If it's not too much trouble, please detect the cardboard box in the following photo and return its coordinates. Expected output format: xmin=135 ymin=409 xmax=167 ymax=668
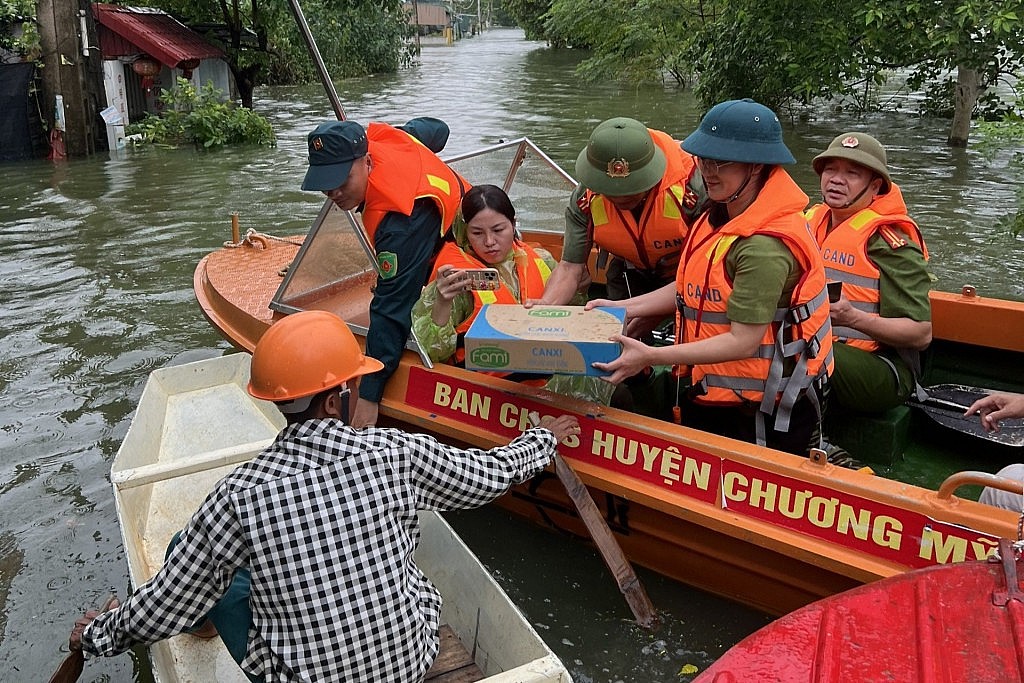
xmin=464 ymin=304 xmax=625 ymax=377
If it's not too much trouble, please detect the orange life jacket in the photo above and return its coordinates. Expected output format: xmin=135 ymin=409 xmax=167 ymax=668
xmin=430 ymin=240 xmax=551 ymax=379
xmin=360 ymin=122 xmax=469 ymax=238
xmin=582 ymin=130 xmax=701 ymax=275
xmin=806 ymin=183 xmax=929 ymax=352
xmin=676 ymin=167 xmax=834 ymax=440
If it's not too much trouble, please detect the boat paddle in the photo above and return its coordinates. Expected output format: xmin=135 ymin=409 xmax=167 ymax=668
xmin=910 ymin=384 xmax=1024 ymax=447
xmin=530 ymin=413 xmax=660 ymax=629
xmin=49 ymin=594 xmax=118 ymax=683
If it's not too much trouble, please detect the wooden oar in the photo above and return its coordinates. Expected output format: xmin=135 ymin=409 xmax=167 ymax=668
xmin=49 ymin=594 xmax=118 ymax=683
xmin=551 ymin=450 xmax=660 ymax=629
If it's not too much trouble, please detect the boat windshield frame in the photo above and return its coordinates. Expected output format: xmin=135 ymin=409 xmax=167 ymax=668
xmin=269 ymin=137 xmax=578 ymax=365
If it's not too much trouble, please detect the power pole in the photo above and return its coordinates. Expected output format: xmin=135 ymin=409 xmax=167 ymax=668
xmin=36 ymin=0 xmax=105 ymax=156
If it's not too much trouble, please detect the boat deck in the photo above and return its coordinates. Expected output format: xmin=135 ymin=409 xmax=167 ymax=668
xmin=427 ymin=625 xmax=485 ymax=682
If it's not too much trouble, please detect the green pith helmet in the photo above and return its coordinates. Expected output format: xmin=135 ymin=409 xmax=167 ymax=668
xmin=681 ymin=99 xmax=796 ymax=165
xmin=812 ymin=132 xmax=891 ymax=194
xmin=575 ymin=117 xmax=666 ymax=196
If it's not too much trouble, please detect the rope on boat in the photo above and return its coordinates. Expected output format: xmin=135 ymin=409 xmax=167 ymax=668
xmin=223 ymin=228 xmax=304 ymax=250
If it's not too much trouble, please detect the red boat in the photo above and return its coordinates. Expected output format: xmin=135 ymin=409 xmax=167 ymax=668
xmin=695 ymin=537 xmax=1024 ymax=682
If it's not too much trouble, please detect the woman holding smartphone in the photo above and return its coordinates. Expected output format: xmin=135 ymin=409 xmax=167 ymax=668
xmin=412 ymin=184 xmax=615 ymax=404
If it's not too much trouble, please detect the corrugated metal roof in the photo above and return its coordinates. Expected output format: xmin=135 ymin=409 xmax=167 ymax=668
xmin=92 ymin=3 xmax=223 ymax=68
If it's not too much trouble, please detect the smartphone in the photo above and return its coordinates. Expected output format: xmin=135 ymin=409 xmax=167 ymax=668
xmin=827 ymin=280 xmax=843 ymax=303
xmin=464 ymin=268 xmax=500 ymax=291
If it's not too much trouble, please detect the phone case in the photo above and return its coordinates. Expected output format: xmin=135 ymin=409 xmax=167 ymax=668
xmin=467 ymin=269 xmax=500 ymax=291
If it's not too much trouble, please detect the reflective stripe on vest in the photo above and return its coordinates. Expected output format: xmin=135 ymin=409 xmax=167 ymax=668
xmin=676 ymin=169 xmax=834 ymax=439
xmin=359 ymin=123 xmax=468 ymax=239
xmin=807 ymin=194 xmax=926 ymax=353
xmin=586 ymin=130 xmax=694 ymax=271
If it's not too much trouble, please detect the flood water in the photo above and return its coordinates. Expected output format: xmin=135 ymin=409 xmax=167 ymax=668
xmin=1 ymin=28 xmax=1022 ymax=683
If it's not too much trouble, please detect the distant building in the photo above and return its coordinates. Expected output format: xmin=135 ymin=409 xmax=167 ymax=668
xmin=404 ymin=1 xmax=453 ymax=36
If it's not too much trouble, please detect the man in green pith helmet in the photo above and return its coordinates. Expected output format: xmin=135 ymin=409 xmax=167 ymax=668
xmin=532 ymin=118 xmax=707 ymax=329
xmin=588 ymin=99 xmax=834 ymax=456
xmin=805 ymin=132 xmax=932 ymax=414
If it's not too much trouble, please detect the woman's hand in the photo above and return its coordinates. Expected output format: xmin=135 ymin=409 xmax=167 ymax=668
xmin=435 ymin=265 xmax=470 ymax=302
xmin=592 ymin=334 xmax=653 ymax=384
xmin=430 ymin=265 xmax=467 ymax=326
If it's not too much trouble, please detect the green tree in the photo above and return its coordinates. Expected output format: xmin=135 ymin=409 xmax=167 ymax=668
xmin=503 ymin=0 xmax=554 ymax=42
xmin=524 ymin=0 xmax=1024 ymax=147
xmin=544 ymin=0 xmax=693 ymax=85
xmin=691 ymin=0 xmax=869 ymax=112
xmin=0 ymin=0 xmax=41 ymax=59
xmin=978 ymin=113 xmax=1024 ymax=236
xmin=862 ymin=0 xmax=1024 ymax=146
xmin=136 ymin=0 xmax=415 ymax=108
xmin=127 ymin=77 xmax=275 ymax=147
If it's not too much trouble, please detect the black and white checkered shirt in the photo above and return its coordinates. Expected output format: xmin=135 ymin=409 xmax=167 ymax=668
xmin=84 ymin=419 xmax=557 ymax=681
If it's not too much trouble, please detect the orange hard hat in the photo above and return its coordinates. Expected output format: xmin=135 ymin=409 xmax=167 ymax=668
xmin=247 ymin=311 xmax=383 ymax=407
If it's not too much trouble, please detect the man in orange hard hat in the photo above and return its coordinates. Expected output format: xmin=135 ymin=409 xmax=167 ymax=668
xmin=67 ymin=311 xmax=578 ymax=682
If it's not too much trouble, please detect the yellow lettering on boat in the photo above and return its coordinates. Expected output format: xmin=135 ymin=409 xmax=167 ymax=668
xmin=433 ymin=382 xmax=453 ymax=407
xmin=971 ymin=537 xmax=1000 ymax=560
xmin=498 ymin=402 xmax=518 ymax=428
xmin=919 ymin=527 xmax=968 ymax=563
xmin=723 ymin=472 xmax=748 ymax=502
xmin=748 ymin=478 xmax=778 ymax=511
xmin=807 ymin=496 xmax=839 ymax=529
xmin=681 ymin=457 xmax=711 ymax=490
xmin=592 ymin=430 xmax=615 ymax=459
xmin=872 ymin=515 xmax=902 ymax=550
xmin=836 ymin=504 xmax=871 ymax=541
xmin=446 ymin=387 xmax=491 ymax=419
xmin=726 ymin=473 xmax=904 ymax=551
xmin=778 ymin=487 xmax=811 ymax=520
xmin=590 ymin=430 xmax=710 ymax=490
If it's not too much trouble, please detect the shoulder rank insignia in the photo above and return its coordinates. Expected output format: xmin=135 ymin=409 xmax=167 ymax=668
xmin=576 ymin=193 xmax=592 ymax=213
xmin=879 ymin=226 xmax=907 ymax=249
xmin=683 ymin=188 xmax=699 ymax=210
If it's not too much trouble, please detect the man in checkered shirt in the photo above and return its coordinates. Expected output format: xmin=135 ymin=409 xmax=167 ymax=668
xmin=69 ymin=311 xmax=579 ymax=682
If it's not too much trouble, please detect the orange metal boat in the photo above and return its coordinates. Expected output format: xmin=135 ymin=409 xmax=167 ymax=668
xmin=195 ymin=138 xmax=1024 ymax=617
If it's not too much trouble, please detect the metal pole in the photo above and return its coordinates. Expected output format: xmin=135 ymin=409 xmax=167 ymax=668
xmin=285 ymin=0 xmax=346 ymax=121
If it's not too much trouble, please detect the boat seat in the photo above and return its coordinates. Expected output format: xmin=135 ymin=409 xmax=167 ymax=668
xmin=825 ymin=404 xmax=912 ymax=467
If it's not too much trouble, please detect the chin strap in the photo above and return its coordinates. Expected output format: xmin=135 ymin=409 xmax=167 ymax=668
xmin=724 ymin=167 xmax=755 ymax=204
xmin=339 ymin=384 xmax=351 ymax=425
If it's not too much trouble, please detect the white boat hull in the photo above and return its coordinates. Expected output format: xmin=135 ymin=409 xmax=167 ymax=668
xmin=111 ymin=353 xmax=570 ymax=682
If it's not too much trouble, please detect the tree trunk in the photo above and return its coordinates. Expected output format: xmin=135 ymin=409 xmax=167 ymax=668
xmin=948 ymin=65 xmax=980 ymax=148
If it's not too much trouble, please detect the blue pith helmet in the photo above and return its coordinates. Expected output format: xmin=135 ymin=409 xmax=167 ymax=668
xmin=681 ymin=99 xmax=796 ymax=165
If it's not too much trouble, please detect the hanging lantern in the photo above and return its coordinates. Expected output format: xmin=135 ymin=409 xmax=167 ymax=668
xmin=178 ymin=59 xmax=200 ymax=80
xmin=132 ymin=56 xmax=161 ymax=92
xmin=131 ymin=56 xmax=161 ymax=77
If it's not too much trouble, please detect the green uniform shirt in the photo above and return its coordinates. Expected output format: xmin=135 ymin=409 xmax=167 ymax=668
xmin=829 ymin=227 xmax=932 ymax=413
xmin=724 ymin=235 xmax=801 ymax=324
xmin=869 ymin=232 xmax=932 ymax=321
